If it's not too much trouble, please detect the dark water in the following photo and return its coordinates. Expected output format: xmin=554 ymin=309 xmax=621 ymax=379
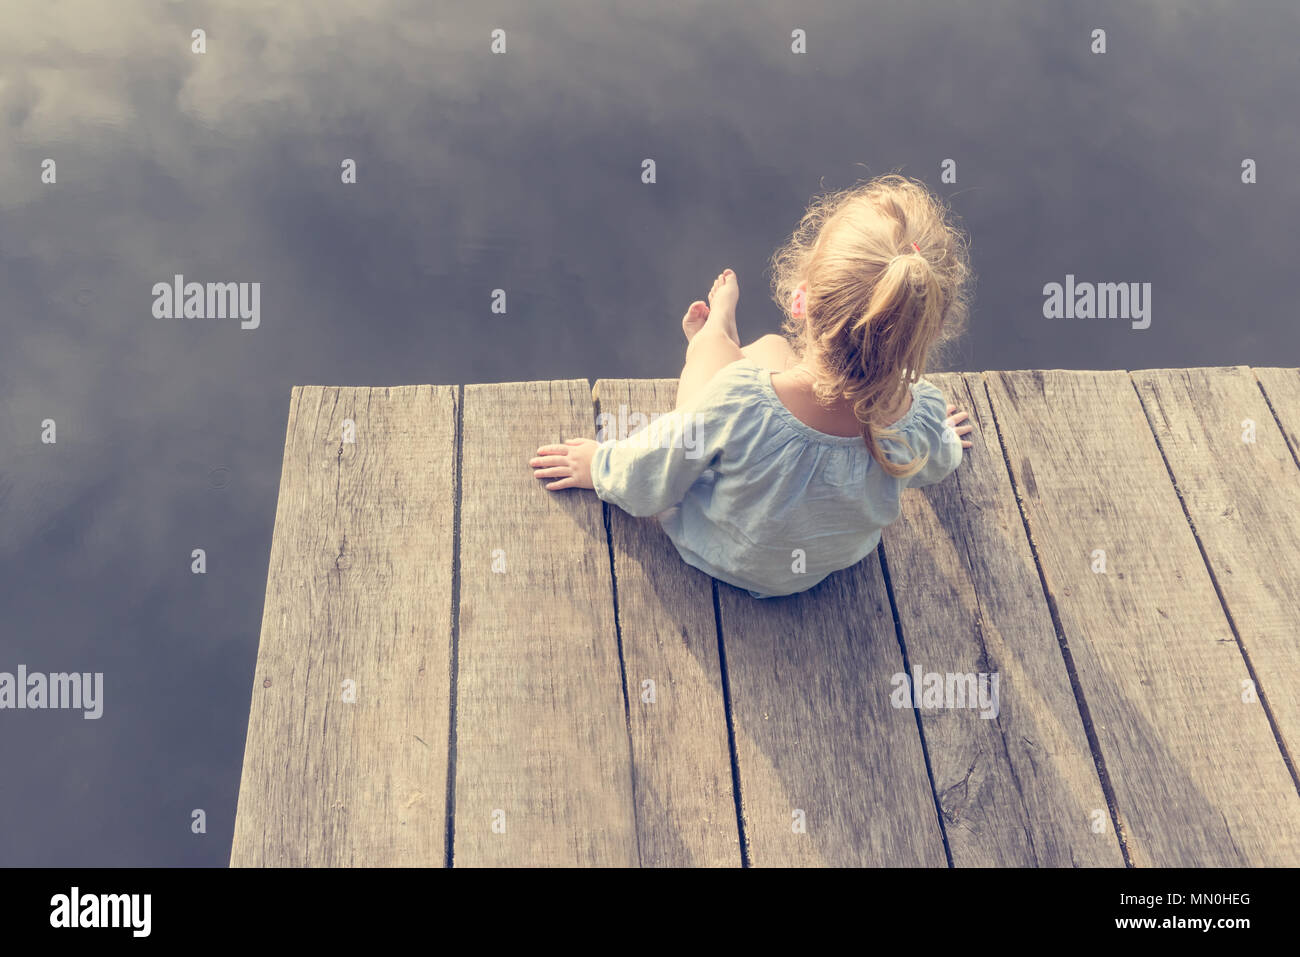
xmin=1 ymin=0 xmax=1297 ymax=865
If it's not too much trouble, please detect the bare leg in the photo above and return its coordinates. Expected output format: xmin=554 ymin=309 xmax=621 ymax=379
xmin=675 ymin=269 xmax=744 ymax=407
xmin=740 ymin=333 xmax=798 ymax=371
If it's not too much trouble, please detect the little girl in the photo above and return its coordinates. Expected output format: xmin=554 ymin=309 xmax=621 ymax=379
xmin=530 ymin=174 xmax=974 ymax=598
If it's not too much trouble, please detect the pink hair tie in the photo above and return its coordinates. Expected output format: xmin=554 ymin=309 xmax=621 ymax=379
xmin=911 ymin=241 xmax=921 ymax=253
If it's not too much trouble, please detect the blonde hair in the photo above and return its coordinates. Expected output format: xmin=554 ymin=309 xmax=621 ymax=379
xmin=768 ymin=173 xmax=973 ymax=478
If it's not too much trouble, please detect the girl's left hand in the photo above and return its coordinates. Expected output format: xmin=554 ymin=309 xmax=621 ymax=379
xmin=945 ymin=404 xmax=974 ymax=449
xmin=530 ymin=438 xmax=598 ymax=490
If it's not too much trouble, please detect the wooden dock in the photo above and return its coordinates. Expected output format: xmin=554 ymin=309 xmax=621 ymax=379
xmin=230 ymin=367 xmax=1300 ymax=867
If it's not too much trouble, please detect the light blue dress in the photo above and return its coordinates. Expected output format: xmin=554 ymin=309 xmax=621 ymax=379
xmin=590 ymin=358 xmax=963 ymax=598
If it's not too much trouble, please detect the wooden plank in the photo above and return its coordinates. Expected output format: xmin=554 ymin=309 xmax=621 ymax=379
xmin=1254 ymin=367 xmax=1300 ymax=463
xmin=1132 ymin=366 xmax=1300 ymax=769
xmin=454 ymin=380 xmax=637 ymax=866
xmin=986 ymin=370 xmax=1300 ymax=866
xmin=881 ymin=373 xmax=1123 ymax=866
xmin=232 ymin=385 xmax=457 ymax=866
xmin=592 ymin=378 xmax=741 ymax=867
xmin=718 ymin=560 xmax=947 ymax=866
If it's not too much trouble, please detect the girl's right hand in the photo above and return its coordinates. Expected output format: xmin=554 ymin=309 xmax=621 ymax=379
xmin=530 ymin=438 xmax=598 ymax=490
xmin=945 ymin=404 xmax=973 ymax=449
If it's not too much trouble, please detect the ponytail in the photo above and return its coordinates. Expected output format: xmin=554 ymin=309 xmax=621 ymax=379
xmin=849 ymin=250 xmax=944 ymax=479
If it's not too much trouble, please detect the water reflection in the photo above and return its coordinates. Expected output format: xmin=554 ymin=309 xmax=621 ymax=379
xmin=1 ymin=0 xmax=1296 ymax=864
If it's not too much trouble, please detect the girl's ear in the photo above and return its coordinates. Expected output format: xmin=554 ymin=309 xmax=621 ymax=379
xmin=791 ymin=281 xmax=808 ymax=317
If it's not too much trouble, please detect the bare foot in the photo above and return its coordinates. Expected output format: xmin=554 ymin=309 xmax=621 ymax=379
xmin=709 ymin=268 xmax=739 ymax=314
xmin=703 ymin=268 xmax=740 ymax=344
xmin=682 ymin=300 xmax=709 ymax=341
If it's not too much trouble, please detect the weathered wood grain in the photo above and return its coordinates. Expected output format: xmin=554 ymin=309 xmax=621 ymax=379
xmin=986 ymin=370 xmax=1300 ymax=866
xmin=236 ymin=368 xmax=1300 ymax=868
xmin=1254 ymin=367 xmax=1300 ymax=464
xmin=231 ymin=385 xmax=457 ymax=866
xmin=1131 ymin=366 xmax=1300 ymax=772
xmin=717 ymin=558 xmax=947 ymax=867
xmin=882 ymin=372 xmax=1123 ymax=866
xmin=592 ymin=378 xmax=741 ymax=866
xmin=453 ymin=380 xmax=638 ymax=866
